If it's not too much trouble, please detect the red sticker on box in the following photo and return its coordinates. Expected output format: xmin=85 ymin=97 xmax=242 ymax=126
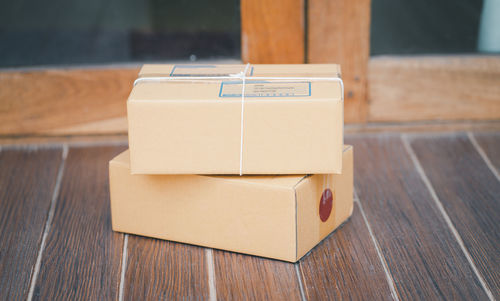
xmin=319 ymin=188 xmax=333 ymax=222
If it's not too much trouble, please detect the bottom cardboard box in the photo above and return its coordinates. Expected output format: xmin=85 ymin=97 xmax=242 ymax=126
xmin=109 ymin=146 xmax=353 ymax=262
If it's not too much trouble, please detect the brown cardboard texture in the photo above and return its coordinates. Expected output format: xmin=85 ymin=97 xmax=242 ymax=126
xmin=127 ymin=64 xmax=343 ymax=175
xmin=109 ymin=146 xmax=353 ymax=262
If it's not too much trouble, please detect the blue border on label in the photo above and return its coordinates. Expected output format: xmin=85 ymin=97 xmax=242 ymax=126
xmin=170 ymin=65 xmax=254 ymax=77
xmin=219 ymin=81 xmax=312 ymax=98
xmin=170 ymin=65 xmax=216 ymax=76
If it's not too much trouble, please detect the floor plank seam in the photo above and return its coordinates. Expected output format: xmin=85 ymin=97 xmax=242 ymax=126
xmin=401 ymin=135 xmax=495 ymax=301
xmin=26 ymin=144 xmax=68 ymax=301
xmin=294 ymin=264 xmax=307 ymax=301
xmin=118 ymin=234 xmax=129 ymax=301
xmin=467 ymin=132 xmax=500 ymax=182
xmin=354 ymin=189 xmax=400 ymax=301
xmin=205 ymin=248 xmax=217 ymax=301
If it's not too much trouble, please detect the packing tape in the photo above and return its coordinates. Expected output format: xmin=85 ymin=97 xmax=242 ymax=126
xmin=134 ymin=64 xmax=344 ymax=175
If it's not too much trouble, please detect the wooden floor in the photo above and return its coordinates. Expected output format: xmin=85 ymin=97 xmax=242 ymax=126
xmin=0 ymin=131 xmax=498 ymax=300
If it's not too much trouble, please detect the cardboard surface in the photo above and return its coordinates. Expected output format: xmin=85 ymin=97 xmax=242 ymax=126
xmin=109 ymin=146 xmax=353 ymax=262
xmin=296 ymin=145 xmax=354 ymax=259
xmin=127 ymin=64 xmax=343 ymax=175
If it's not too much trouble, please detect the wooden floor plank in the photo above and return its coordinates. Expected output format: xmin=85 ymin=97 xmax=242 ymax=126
xmin=0 ymin=147 xmax=62 ymax=300
xmin=1 ymin=132 xmax=497 ymax=299
xmin=410 ymin=134 xmax=500 ymax=298
xmin=346 ymin=135 xmax=489 ymax=300
xmin=472 ymin=132 xmax=500 ymax=173
xmin=31 ymin=146 xmax=126 ymax=300
xmin=213 ymin=250 xmax=302 ymax=300
xmin=123 ymin=236 xmax=209 ymax=300
xmin=299 ymin=203 xmax=394 ymax=300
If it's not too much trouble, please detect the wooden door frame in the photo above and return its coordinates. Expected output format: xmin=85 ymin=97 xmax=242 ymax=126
xmin=1 ymin=0 xmax=499 ymax=137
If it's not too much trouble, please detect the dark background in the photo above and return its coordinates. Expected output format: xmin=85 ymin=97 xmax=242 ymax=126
xmin=370 ymin=0 xmax=484 ymax=55
xmin=0 ymin=0 xmax=241 ymax=67
xmin=0 ymin=0 xmax=486 ymax=67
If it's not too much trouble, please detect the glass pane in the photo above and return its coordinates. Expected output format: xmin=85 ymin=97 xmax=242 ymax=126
xmin=0 ymin=0 xmax=240 ymax=67
xmin=370 ymin=0 xmax=500 ymax=55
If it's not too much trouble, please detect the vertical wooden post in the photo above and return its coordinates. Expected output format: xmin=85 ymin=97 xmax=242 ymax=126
xmin=241 ymin=0 xmax=305 ymax=63
xmin=308 ymin=0 xmax=371 ymax=123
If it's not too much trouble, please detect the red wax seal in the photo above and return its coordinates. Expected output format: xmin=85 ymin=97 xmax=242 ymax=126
xmin=319 ymin=188 xmax=333 ymax=222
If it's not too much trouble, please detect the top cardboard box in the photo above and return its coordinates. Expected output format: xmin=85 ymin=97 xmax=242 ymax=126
xmin=128 ymin=64 xmax=343 ymax=175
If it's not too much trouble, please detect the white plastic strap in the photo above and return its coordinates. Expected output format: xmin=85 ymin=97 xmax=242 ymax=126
xmin=134 ymin=64 xmax=343 ymax=175
xmin=238 ymin=63 xmax=251 ymax=175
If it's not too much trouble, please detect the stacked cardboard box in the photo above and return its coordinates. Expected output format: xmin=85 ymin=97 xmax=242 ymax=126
xmin=109 ymin=64 xmax=353 ymax=262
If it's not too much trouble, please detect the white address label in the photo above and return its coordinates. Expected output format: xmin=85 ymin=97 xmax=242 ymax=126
xmin=219 ymin=82 xmax=311 ymax=97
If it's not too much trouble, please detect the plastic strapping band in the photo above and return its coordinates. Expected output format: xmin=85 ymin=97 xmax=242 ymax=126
xmin=238 ymin=63 xmax=251 ymax=175
xmin=133 ymin=64 xmax=344 ymax=175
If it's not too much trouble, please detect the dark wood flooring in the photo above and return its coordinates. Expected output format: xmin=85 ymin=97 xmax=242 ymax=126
xmin=0 ymin=132 xmax=498 ymax=300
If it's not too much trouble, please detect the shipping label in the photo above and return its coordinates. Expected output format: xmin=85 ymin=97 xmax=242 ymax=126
xmin=170 ymin=65 xmax=253 ymax=77
xmin=219 ymin=81 xmax=311 ymax=98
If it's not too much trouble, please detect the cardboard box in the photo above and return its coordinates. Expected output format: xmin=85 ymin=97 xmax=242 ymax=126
xmin=128 ymin=64 xmax=343 ymax=175
xmin=109 ymin=146 xmax=353 ymax=262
